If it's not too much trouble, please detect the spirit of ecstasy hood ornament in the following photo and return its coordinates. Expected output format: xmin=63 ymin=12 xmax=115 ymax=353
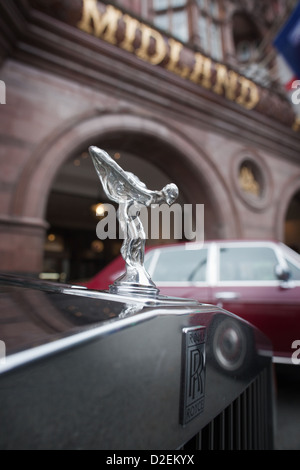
xmin=89 ymin=146 xmax=179 ymax=297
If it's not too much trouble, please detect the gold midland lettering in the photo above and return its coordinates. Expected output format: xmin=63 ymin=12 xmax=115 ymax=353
xmin=78 ymin=0 xmax=259 ymax=110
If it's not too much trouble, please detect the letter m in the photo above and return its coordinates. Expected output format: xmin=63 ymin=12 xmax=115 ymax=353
xmin=0 ymin=80 xmax=6 ymax=104
xmin=151 ymin=203 xmax=182 ymax=240
xmin=77 ymin=0 xmax=122 ymax=44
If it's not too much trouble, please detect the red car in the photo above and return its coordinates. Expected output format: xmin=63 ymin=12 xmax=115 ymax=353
xmin=86 ymin=240 xmax=300 ymax=364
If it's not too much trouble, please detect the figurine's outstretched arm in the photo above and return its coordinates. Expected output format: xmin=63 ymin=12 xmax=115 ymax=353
xmin=89 ymin=146 xmax=178 ymax=206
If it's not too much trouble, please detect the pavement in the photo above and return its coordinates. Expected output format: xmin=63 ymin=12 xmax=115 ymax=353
xmin=274 ymin=365 xmax=300 ymax=450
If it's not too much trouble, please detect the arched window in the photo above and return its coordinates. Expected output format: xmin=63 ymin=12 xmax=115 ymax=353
xmin=232 ymin=12 xmax=261 ymax=63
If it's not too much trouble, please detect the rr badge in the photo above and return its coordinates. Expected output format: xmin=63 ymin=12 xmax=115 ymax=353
xmin=180 ymin=326 xmax=206 ymax=425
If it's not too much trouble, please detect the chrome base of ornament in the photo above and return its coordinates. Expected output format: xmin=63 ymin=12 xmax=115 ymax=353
xmin=109 ymin=269 xmax=159 ymax=297
xmin=109 ymin=283 xmax=160 ymax=298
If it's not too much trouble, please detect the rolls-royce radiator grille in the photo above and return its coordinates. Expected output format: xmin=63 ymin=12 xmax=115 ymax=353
xmin=183 ymin=367 xmax=274 ymax=450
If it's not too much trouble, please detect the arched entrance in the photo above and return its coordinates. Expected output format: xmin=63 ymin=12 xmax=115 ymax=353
xmin=12 ymin=112 xmax=239 ymax=278
xmin=285 ymin=190 xmax=300 ymax=253
xmin=276 ymin=174 xmax=300 ymax=253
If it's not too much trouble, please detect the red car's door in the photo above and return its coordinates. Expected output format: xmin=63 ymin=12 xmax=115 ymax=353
xmin=210 ymin=243 xmax=300 ymax=362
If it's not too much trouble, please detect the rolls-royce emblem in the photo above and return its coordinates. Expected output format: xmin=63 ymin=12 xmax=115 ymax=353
xmin=180 ymin=326 xmax=206 ymax=425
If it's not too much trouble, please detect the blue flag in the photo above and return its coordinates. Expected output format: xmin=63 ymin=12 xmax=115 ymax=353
xmin=274 ymin=2 xmax=300 ymax=78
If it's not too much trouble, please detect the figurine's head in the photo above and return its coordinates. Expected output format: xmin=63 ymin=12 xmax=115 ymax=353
xmin=162 ymin=183 xmax=179 ymax=205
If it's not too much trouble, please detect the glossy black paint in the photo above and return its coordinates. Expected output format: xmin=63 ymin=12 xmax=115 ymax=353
xmin=0 ymin=274 xmax=274 ymax=450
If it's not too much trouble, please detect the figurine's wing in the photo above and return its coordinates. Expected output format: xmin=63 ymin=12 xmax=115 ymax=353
xmin=89 ymin=146 xmax=160 ymax=204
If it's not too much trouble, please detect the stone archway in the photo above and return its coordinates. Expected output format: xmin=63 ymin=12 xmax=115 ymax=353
xmin=276 ymin=174 xmax=300 ymax=252
xmin=284 ymin=189 xmax=300 ymax=253
xmin=9 ymin=111 xmax=239 ymax=275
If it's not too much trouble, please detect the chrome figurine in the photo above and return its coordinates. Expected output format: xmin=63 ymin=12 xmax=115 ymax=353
xmin=89 ymin=146 xmax=179 ymax=296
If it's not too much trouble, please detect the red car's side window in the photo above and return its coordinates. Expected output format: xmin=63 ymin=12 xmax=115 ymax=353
xmin=219 ymin=247 xmax=279 ymax=282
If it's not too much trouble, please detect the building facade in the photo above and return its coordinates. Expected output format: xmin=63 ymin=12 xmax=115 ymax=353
xmin=0 ymin=0 xmax=300 ymax=280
